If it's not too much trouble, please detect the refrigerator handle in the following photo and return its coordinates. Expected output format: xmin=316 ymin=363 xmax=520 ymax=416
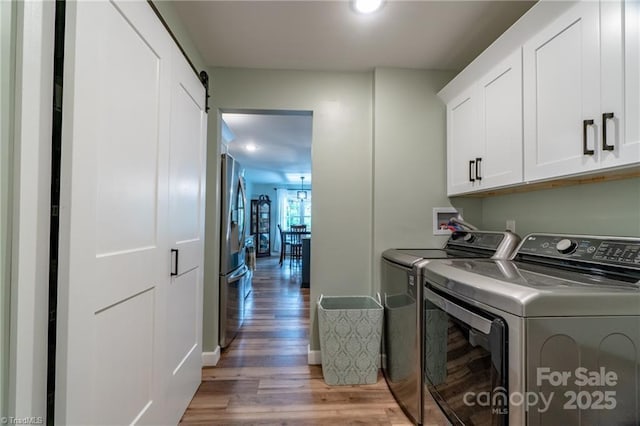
xmin=228 ymin=264 xmax=248 ymax=282
xmin=238 ymin=176 xmax=248 ymax=250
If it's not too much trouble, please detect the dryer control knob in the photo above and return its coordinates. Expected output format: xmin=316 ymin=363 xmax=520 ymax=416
xmin=556 ymin=239 xmax=577 ymax=254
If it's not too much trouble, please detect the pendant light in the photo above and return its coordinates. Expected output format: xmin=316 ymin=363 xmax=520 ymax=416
xmin=297 ymin=176 xmax=307 ymax=200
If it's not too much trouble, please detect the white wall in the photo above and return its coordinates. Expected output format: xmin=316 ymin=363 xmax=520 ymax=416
xmin=372 ymin=68 xmax=455 ymax=292
xmin=0 ymin=0 xmax=15 ymax=417
xmin=208 ymin=68 xmax=373 ymax=350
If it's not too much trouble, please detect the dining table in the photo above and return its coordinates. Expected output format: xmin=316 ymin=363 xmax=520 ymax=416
xmin=279 ymin=230 xmax=311 ymax=266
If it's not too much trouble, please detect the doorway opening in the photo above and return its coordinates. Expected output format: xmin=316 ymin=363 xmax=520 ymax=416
xmin=221 ymin=109 xmax=313 ymax=261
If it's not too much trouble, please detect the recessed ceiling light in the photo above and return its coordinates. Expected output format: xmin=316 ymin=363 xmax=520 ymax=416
xmin=352 ymin=0 xmax=384 ymax=14
xmin=246 ymin=143 xmax=257 ymax=152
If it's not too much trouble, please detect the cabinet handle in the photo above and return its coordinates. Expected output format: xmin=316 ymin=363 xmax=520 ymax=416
xmin=602 ymin=112 xmax=615 ymax=151
xmin=469 ymin=160 xmax=475 ymax=182
xmin=171 ymin=248 xmax=179 ymax=276
xmin=583 ymin=119 xmax=595 ymax=155
xmin=475 ymin=157 xmax=482 ymax=181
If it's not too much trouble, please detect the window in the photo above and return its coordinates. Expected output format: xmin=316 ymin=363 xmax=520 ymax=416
xmin=285 ymin=190 xmax=311 ymax=230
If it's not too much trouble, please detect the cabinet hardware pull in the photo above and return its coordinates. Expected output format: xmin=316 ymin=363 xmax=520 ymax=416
xmin=475 ymin=157 xmax=482 ymax=181
xmin=602 ymin=112 xmax=615 ymax=151
xmin=583 ymin=119 xmax=595 ymax=155
xmin=469 ymin=160 xmax=475 ymax=182
xmin=171 ymin=249 xmax=179 ymax=276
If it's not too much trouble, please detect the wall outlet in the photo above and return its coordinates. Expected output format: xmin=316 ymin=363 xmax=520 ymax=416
xmin=506 ymin=219 xmax=516 ymax=233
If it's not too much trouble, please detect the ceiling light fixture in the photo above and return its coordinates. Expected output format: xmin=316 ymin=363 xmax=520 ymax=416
xmin=352 ymin=0 xmax=384 ymax=14
xmin=297 ymin=176 xmax=307 ymax=201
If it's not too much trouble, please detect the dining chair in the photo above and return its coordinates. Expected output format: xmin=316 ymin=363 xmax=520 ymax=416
xmin=289 ymin=224 xmax=307 ymax=267
xmin=277 ymin=224 xmax=289 ymax=267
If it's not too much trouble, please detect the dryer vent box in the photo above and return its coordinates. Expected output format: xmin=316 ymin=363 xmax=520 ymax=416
xmin=433 ymin=207 xmax=462 ymax=235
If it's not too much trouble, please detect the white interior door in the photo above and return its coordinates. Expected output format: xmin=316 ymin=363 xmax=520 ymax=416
xmin=57 ymin=2 xmax=172 ymax=424
xmin=165 ymin=45 xmax=207 ymax=423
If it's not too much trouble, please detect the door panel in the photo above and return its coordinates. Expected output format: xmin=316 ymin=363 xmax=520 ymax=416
xmin=57 ymin=1 xmax=172 ymax=424
xmin=165 ymin=44 xmax=207 ymax=423
xmin=167 ymin=270 xmax=198 ymax=371
xmin=524 ymin=1 xmax=600 ymax=180
xmin=93 ymin=289 xmax=155 ymax=425
xmin=447 ymin=91 xmax=479 ymax=195
xmin=621 ymin=0 xmax=640 ymax=164
xmin=480 ymin=49 xmax=523 ymax=188
xmin=94 ymin=7 xmax=161 ymax=255
xmin=600 ymin=0 xmax=625 ymax=168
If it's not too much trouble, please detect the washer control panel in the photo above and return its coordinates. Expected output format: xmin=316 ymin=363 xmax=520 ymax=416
xmin=446 ymin=231 xmax=505 ymax=250
xmin=519 ymin=234 xmax=640 ymax=267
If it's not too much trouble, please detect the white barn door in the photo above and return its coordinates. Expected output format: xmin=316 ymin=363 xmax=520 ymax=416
xmin=165 ymin=45 xmax=207 ymax=423
xmin=56 ymin=1 xmax=206 ymax=424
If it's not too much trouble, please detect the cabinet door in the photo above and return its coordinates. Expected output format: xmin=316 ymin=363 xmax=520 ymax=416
xmin=620 ymin=0 xmax=640 ymax=165
xmin=447 ymin=88 xmax=480 ymax=195
xmin=523 ymin=1 xmax=601 ymax=181
xmin=477 ymin=49 xmax=523 ymax=189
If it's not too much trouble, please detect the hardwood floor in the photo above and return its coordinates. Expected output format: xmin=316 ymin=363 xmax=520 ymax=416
xmin=180 ymin=256 xmax=413 ymax=425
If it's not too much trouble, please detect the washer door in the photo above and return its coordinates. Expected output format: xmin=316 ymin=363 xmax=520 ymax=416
xmin=424 ymin=285 xmax=508 ymax=426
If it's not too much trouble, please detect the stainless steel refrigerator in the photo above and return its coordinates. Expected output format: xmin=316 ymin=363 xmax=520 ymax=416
xmin=219 ymin=153 xmax=250 ymax=348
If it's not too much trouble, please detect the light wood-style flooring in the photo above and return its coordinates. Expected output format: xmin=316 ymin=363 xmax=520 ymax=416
xmin=180 ymin=256 xmax=413 ymax=425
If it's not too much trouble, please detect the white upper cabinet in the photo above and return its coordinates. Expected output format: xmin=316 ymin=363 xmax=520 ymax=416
xmin=446 ymin=49 xmax=523 ymax=195
xmin=441 ymin=0 xmax=639 ymax=195
xmin=523 ymin=1 xmax=601 ymax=181
xmin=447 ymin=89 xmax=480 ymax=195
xmin=478 ymin=49 xmax=523 ymax=189
xmin=524 ymin=0 xmax=640 ymax=180
xmin=619 ymin=0 xmax=640 ymax=165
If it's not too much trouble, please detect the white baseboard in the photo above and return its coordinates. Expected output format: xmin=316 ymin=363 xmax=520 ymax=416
xmin=202 ymin=346 xmax=221 ymax=367
xmin=307 ymin=344 xmax=322 ymax=365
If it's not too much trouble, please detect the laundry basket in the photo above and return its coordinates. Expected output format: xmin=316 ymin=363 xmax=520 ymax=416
xmin=317 ymin=294 xmax=383 ymax=385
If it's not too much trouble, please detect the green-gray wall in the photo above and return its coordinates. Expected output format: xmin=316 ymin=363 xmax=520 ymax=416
xmin=372 ymin=68 xmax=457 ymax=292
xmin=209 ymin=67 xmax=373 ymax=351
xmin=453 ymin=178 xmax=640 ymax=237
xmin=150 ymin=1 xmax=206 ymax=72
xmin=0 ymin=0 xmax=15 ymax=417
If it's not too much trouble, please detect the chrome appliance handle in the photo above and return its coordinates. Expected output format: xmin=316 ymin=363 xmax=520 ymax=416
xmin=237 ymin=176 xmax=247 ymax=251
xmin=228 ymin=265 xmax=248 ymax=283
xmin=424 ymin=287 xmax=492 ymax=334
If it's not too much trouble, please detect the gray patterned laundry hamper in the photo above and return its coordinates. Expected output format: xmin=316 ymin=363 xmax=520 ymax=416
xmin=317 ymin=294 xmax=383 ymax=385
